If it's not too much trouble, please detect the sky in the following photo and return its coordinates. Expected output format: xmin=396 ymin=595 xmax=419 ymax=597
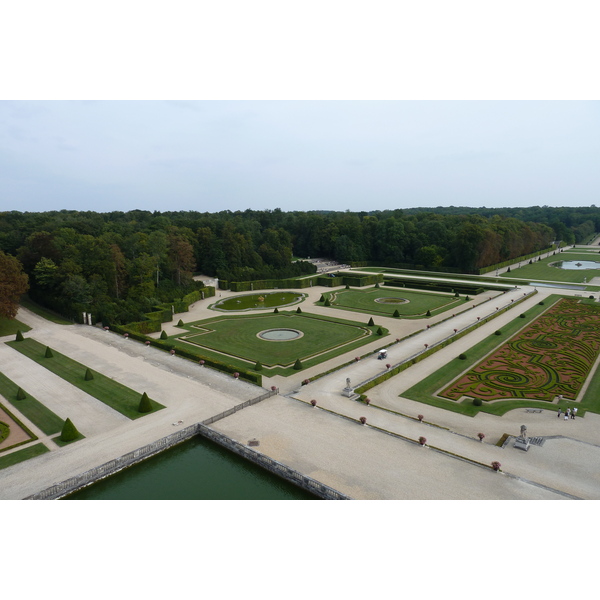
xmin=1 ymin=100 xmax=599 ymax=214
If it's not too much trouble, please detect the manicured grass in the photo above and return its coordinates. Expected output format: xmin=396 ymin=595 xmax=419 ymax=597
xmin=19 ymin=296 xmax=73 ymax=325
xmin=402 ymin=297 xmax=564 ymax=416
xmin=211 ymin=291 xmax=305 ymax=311
xmin=171 ymin=311 xmax=388 ymax=376
xmin=500 ymin=252 xmax=600 ymax=284
xmin=320 ymin=287 xmax=462 ymax=318
xmin=0 ymin=443 xmax=49 ymax=470
xmin=0 ymin=371 xmax=64 ymax=435
xmin=0 ymin=317 xmax=31 ymax=337
xmin=53 ymin=432 xmax=86 ymax=447
xmin=6 ymin=338 xmax=164 ymax=419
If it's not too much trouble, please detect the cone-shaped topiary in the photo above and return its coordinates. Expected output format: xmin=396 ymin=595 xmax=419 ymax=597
xmin=368 ymin=317 xmax=374 ymax=326
xmin=60 ymin=418 xmax=80 ymax=442
xmin=375 ymin=282 xmax=380 ymax=288
xmin=177 ymin=319 xmax=184 ymax=327
xmin=454 ymin=292 xmax=459 ymax=298
xmin=459 ymin=353 xmax=467 ymax=360
xmin=16 ymin=387 xmax=26 ymax=401
xmin=465 ymin=296 xmax=470 ymax=302
xmin=426 ymin=309 xmax=431 ymax=317
xmin=346 ymin=284 xmax=350 ymax=289
xmin=254 ymin=361 xmax=263 ymax=371
xmin=15 ymin=329 xmax=24 ymax=342
xmin=138 ymin=392 xmax=153 ymax=413
xmin=45 ymin=346 xmax=53 ymax=358
xmin=84 ymin=368 xmax=94 ymax=381
xmin=376 ymin=327 xmax=383 ymax=335
xmin=160 ymin=330 xmax=168 ymax=339
xmin=293 ymin=358 xmax=303 ymax=370
xmin=274 ymin=307 xmax=279 ymax=313
xmin=507 ymin=267 xmax=511 ymax=272
xmin=393 ymin=309 xmax=400 ymax=318
xmin=319 ymin=294 xmax=325 ymax=302
xmin=296 ymin=307 xmax=302 ymax=313
xmin=324 ymin=298 xmax=331 ymax=307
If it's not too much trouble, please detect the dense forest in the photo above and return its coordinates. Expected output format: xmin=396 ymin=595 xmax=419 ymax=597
xmin=0 ymin=206 xmax=596 ymax=325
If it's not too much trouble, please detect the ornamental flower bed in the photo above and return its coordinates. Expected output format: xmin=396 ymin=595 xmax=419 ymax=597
xmin=440 ymin=299 xmax=600 ymax=402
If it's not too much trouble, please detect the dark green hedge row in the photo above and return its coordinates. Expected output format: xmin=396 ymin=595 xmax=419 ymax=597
xmin=335 ymin=272 xmax=384 ymax=287
xmin=383 ymin=279 xmax=485 ymax=295
xmin=226 ymin=273 xmax=382 ymax=292
xmin=350 ymin=260 xmax=463 ymax=274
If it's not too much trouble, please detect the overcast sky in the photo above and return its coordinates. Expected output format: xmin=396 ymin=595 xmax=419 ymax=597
xmin=1 ymin=100 xmax=598 ymax=214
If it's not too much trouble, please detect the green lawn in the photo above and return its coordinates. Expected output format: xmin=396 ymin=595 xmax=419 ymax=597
xmin=0 ymin=317 xmax=31 ymax=337
xmin=401 ymin=296 xmax=571 ymax=416
xmin=0 ymin=443 xmax=49 ymax=471
xmin=171 ymin=311 xmax=388 ymax=376
xmin=211 ymin=291 xmax=305 ymax=311
xmin=0 ymin=371 xmax=64 ymax=435
xmin=501 ymin=251 xmax=600 ymax=284
xmin=6 ymin=338 xmax=164 ymax=419
xmin=320 ymin=287 xmax=462 ymax=318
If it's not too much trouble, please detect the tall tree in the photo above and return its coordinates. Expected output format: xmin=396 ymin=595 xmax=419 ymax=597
xmin=0 ymin=251 xmax=29 ymax=319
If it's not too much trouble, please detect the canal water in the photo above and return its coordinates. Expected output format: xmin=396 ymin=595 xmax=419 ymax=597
xmin=64 ymin=436 xmax=317 ymax=500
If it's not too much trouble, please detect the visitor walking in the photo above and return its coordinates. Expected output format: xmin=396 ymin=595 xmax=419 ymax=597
xmin=558 ymin=408 xmax=562 ymax=418
xmin=573 ymin=407 xmax=578 ymax=417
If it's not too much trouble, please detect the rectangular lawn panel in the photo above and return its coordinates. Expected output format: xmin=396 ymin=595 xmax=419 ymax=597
xmin=6 ymin=338 xmax=164 ymax=419
xmin=440 ymin=298 xmax=600 ymax=402
xmin=179 ymin=313 xmax=371 ymax=367
xmin=0 ymin=443 xmax=49 ymax=470
xmin=324 ymin=288 xmax=461 ymax=317
xmin=0 ymin=371 xmax=64 ymax=435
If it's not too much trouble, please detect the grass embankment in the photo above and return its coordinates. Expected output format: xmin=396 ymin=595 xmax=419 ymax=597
xmin=318 ymin=287 xmax=462 ymax=318
xmin=402 ymin=296 xmax=565 ymax=417
xmin=0 ymin=317 xmax=31 ymax=337
xmin=18 ymin=296 xmax=73 ymax=325
xmin=171 ymin=311 xmax=388 ymax=377
xmin=0 ymin=443 xmax=49 ymax=471
xmin=7 ymin=338 xmax=164 ymax=419
xmin=0 ymin=371 xmax=63 ymax=435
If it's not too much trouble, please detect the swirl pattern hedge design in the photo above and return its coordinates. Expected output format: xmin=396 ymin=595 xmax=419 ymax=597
xmin=440 ymin=299 xmax=600 ymax=402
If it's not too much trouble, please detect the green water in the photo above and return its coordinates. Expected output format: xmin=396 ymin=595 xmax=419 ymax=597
xmin=213 ymin=292 xmax=304 ymax=311
xmin=64 ymin=436 xmax=317 ymax=500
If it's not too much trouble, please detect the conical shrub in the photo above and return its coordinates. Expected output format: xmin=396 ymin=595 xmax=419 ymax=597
xmin=15 ymin=329 xmax=24 ymax=342
xmin=368 ymin=317 xmax=374 ymax=326
xmin=16 ymin=387 xmax=26 ymax=401
xmin=274 ymin=307 xmax=279 ymax=313
xmin=393 ymin=309 xmax=400 ymax=318
xmin=296 ymin=307 xmax=302 ymax=314
xmin=138 ymin=392 xmax=153 ymax=413
xmin=324 ymin=298 xmax=331 ymax=307
xmin=177 ymin=319 xmax=184 ymax=327
xmin=84 ymin=368 xmax=94 ymax=381
xmin=293 ymin=358 xmax=303 ymax=370
xmin=60 ymin=418 xmax=80 ymax=442
xmin=45 ymin=346 xmax=53 ymax=358
xmin=319 ymin=294 xmax=325 ymax=302
xmin=254 ymin=361 xmax=263 ymax=371
xmin=160 ymin=330 xmax=168 ymax=340
xmin=426 ymin=310 xmax=431 ymax=317
xmin=376 ymin=326 xmax=383 ymax=335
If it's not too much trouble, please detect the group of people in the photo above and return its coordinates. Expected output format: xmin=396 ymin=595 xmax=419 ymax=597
xmin=557 ymin=407 xmax=577 ymax=420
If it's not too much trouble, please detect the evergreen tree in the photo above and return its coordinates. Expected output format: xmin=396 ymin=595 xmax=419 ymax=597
xmin=84 ymin=368 xmax=94 ymax=381
xmin=15 ymin=329 xmax=24 ymax=342
xmin=160 ymin=330 xmax=168 ymax=339
xmin=293 ymin=358 xmax=303 ymax=370
xmin=296 ymin=307 xmax=302 ymax=313
xmin=368 ymin=317 xmax=374 ymax=326
xmin=254 ymin=361 xmax=262 ymax=371
xmin=60 ymin=418 xmax=80 ymax=442
xmin=45 ymin=346 xmax=53 ymax=358
xmin=16 ymin=387 xmax=26 ymax=400
xmin=138 ymin=392 xmax=153 ymax=413
xmin=393 ymin=309 xmax=400 ymax=317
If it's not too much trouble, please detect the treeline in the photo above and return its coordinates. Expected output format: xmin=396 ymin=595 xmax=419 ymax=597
xmin=0 ymin=206 xmax=593 ymax=324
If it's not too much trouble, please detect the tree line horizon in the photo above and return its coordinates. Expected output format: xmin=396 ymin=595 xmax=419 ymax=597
xmin=1 ymin=205 xmax=597 ymax=325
